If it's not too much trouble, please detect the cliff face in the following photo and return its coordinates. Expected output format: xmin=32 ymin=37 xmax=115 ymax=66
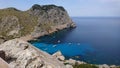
xmin=0 ymin=4 xmax=75 ymax=41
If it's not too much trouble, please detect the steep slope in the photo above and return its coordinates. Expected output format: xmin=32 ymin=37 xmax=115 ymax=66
xmin=0 ymin=4 xmax=75 ymax=41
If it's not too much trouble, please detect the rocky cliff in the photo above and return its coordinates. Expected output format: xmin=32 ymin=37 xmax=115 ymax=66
xmin=0 ymin=4 xmax=75 ymax=42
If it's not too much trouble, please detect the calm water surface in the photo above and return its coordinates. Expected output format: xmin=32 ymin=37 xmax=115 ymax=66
xmin=31 ymin=17 xmax=120 ymax=65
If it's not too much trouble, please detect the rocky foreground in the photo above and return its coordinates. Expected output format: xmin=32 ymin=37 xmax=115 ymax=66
xmin=0 ymin=39 xmax=66 ymax=68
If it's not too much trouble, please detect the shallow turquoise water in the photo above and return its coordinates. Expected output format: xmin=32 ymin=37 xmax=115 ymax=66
xmin=32 ymin=42 xmax=94 ymax=56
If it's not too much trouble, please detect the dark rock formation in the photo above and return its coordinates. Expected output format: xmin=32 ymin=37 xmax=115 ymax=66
xmin=0 ymin=50 xmax=6 ymax=60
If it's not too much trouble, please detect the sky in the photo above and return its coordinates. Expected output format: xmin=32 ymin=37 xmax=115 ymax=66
xmin=0 ymin=0 xmax=120 ymax=17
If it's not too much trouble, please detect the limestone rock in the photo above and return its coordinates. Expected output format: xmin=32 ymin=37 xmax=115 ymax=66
xmin=65 ymin=59 xmax=76 ymax=65
xmin=99 ymin=64 xmax=110 ymax=68
xmin=76 ymin=61 xmax=86 ymax=64
xmin=66 ymin=64 xmax=73 ymax=68
xmin=0 ymin=39 xmax=66 ymax=68
xmin=65 ymin=59 xmax=86 ymax=65
xmin=52 ymin=51 xmax=65 ymax=61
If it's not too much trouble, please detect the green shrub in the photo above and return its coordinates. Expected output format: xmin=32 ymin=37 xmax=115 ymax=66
xmin=117 ymin=66 xmax=120 ymax=68
xmin=73 ymin=64 xmax=98 ymax=68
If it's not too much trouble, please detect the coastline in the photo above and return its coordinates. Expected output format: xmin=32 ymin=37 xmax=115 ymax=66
xmin=19 ymin=23 xmax=76 ymax=42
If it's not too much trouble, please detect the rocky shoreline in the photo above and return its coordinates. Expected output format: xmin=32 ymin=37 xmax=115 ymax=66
xmin=19 ymin=23 xmax=76 ymax=42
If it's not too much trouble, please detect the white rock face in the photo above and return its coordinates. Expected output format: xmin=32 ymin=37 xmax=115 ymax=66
xmin=99 ymin=64 xmax=110 ymax=68
xmin=65 ymin=59 xmax=76 ymax=65
xmin=0 ymin=39 xmax=66 ymax=68
xmin=52 ymin=51 xmax=65 ymax=61
xmin=65 ymin=59 xmax=86 ymax=65
xmin=66 ymin=65 xmax=73 ymax=68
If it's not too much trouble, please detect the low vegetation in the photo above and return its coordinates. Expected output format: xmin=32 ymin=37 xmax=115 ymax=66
xmin=0 ymin=7 xmax=52 ymax=39
xmin=0 ymin=8 xmax=38 ymax=39
xmin=0 ymin=8 xmax=37 ymax=39
xmin=73 ymin=64 xmax=98 ymax=68
xmin=118 ymin=66 xmax=120 ymax=68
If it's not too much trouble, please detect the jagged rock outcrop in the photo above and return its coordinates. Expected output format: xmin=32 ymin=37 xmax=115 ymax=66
xmin=0 ymin=39 xmax=66 ymax=68
xmin=0 ymin=4 xmax=75 ymax=42
xmin=52 ymin=51 xmax=65 ymax=61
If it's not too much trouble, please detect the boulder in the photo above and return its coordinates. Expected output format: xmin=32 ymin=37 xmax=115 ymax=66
xmin=65 ymin=59 xmax=86 ymax=65
xmin=66 ymin=64 xmax=73 ymax=68
xmin=0 ymin=39 xmax=66 ymax=68
xmin=65 ymin=59 xmax=76 ymax=65
xmin=52 ymin=51 xmax=65 ymax=61
xmin=99 ymin=64 xmax=110 ymax=68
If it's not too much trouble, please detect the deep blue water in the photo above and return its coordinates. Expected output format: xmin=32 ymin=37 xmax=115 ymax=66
xmin=31 ymin=17 xmax=120 ymax=65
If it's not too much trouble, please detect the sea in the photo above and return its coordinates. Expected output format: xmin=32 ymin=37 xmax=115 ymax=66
xmin=31 ymin=17 xmax=120 ymax=65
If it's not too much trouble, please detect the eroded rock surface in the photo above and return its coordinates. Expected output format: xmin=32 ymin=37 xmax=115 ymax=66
xmin=0 ymin=39 xmax=66 ymax=68
xmin=52 ymin=51 xmax=65 ymax=61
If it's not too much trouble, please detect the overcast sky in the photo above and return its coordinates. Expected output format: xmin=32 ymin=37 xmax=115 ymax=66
xmin=0 ymin=0 xmax=120 ymax=17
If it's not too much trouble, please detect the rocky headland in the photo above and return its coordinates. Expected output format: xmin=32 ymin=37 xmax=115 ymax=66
xmin=0 ymin=4 xmax=75 ymax=42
